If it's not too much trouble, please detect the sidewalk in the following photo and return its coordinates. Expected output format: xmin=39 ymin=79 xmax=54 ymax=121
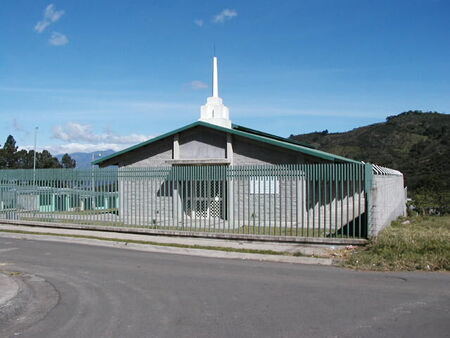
xmin=0 ymin=223 xmax=338 ymax=265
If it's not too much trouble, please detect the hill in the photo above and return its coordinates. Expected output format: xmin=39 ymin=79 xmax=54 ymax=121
xmin=290 ymin=111 xmax=450 ymax=212
xmin=56 ymin=150 xmax=115 ymax=168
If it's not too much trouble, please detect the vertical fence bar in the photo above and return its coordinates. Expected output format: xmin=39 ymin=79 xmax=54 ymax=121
xmin=318 ymin=164 xmax=322 ymax=237
xmin=328 ymin=164 xmax=332 ymax=236
xmin=352 ymin=164 xmax=356 ymax=238
xmin=257 ymin=166 xmax=260 ymax=234
xmin=232 ymin=167 xmax=236 ymax=233
xmin=237 ymin=167 xmax=241 ymax=234
xmin=189 ymin=165 xmax=193 ymax=231
xmin=246 ymin=166 xmax=249 ymax=234
xmin=346 ymin=164 xmax=350 ymax=238
xmin=358 ymin=164 xmax=362 ymax=237
xmin=313 ymin=165 xmax=317 ymax=237
xmin=365 ymin=163 xmax=373 ymax=238
xmin=304 ymin=165 xmax=308 ymax=237
xmin=180 ymin=166 xmax=184 ymax=230
xmin=283 ymin=165 xmax=287 ymax=236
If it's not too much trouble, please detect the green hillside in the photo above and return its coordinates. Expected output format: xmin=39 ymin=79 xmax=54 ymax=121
xmin=290 ymin=111 xmax=450 ymax=213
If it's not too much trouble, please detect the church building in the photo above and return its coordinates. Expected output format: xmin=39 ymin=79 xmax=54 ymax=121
xmin=92 ymin=57 xmax=368 ymax=233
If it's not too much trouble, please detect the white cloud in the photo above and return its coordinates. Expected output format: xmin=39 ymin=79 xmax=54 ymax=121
xmin=189 ymin=80 xmax=208 ymax=90
xmin=47 ymin=122 xmax=156 ymax=154
xmin=194 ymin=19 xmax=204 ymax=27
xmin=49 ymin=32 xmax=68 ymax=46
xmin=52 ymin=122 xmax=153 ymax=144
xmin=34 ymin=4 xmax=65 ymax=33
xmin=212 ymin=9 xmax=237 ymax=23
xmin=45 ymin=143 xmax=131 ymax=154
xmin=20 ymin=143 xmax=133 ymax=154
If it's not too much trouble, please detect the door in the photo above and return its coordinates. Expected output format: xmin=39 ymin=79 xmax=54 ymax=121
xmin=182 ymin=180 xmax=226 ymax=219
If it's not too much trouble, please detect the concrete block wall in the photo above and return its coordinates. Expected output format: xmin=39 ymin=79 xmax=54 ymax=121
xmin=179 ymin=127 xmax=226 ymax=159
xmin=232 ymin=135 xmax=324 ymax=165
xmin=369 ymin=175 xmax=406 ymax=237
xmin=119 ymin=179 xmax=175 ymax=226
xmin=230 ymin=177 xmax=365 ymax=231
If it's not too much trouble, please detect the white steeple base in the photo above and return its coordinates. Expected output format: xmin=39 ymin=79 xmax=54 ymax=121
xmin=198 ymin=56 xmax=232 ymax=129
xmin=199 ymin=96 xmax=231 ymax=128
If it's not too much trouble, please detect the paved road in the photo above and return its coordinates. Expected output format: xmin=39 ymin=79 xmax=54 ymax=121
xmin=0 ymin=237 xmax=449 ymax=338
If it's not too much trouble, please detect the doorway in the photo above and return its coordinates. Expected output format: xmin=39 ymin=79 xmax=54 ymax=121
xmin=180 ymin=178 xmax=227 ymax=220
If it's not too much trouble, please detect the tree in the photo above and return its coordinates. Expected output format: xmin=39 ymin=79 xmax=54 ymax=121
xmin=0 ymin=148 xmax=5 ymax=168
xmin=37 ymin=150 xmax=62 ymax=169
xmin=16 ymin=149 xmax=34 ymax=169
xmin=0 ymin=135 xmax=69 ymax=169
xmin=61 ymin=153 xmax=76 ymax=168
xmin=2 ymin=135 xmax=18 ymax=168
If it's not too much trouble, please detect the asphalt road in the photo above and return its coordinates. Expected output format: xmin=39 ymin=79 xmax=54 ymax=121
xmin=0 ymin=237 xmax=449 ymax=338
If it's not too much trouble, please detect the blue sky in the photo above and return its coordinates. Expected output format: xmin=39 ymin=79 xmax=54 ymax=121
xmin=1 ymin=0 xmax=449 ymax=154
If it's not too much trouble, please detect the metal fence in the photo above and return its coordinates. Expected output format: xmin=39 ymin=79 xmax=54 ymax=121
xmin=0 ymin=164 xmax=371 ymax=238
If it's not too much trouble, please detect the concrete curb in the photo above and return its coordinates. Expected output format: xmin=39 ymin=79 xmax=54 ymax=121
xmin=0 ymin=229 xmax=336 ymax=266
xmin=0 ymin=219 xmax=368 ymax=245
xmin=0 ymin=223 xmax=345 ymax=257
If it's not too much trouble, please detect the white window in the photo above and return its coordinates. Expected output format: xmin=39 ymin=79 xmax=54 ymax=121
xmin=249 ymin=177 xmax=279 ymax=194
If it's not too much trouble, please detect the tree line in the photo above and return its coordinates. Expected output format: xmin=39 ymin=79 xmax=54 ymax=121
xmin=0 ymin=135 xmax=76 ymax=169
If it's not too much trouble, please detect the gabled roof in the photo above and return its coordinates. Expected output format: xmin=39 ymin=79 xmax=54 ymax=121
xmin=92 ymin=121 xmax=361 ymax=165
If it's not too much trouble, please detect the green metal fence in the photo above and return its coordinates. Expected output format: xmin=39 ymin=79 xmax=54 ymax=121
xmin=0 ymin=164 xmax=369 ymax=238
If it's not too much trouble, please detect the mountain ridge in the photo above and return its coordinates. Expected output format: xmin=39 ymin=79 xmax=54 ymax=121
xmin=290 ymin=111 xmax=450 ymax=210
xmin=56 ymin=150 xmax=115 ymax=168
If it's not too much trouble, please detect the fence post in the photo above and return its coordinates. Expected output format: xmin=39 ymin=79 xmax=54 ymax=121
xmin=227 ymin=166 xmax=234 ymax=229
xmin=364 ymin=163 xmax=373 ymax=238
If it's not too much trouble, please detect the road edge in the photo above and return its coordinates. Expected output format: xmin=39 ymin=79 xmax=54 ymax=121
xmin=0 ymin=230 xmax=336 ymax=266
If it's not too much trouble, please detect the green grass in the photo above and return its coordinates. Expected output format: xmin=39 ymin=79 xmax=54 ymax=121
xmin=236 ymin=226 xmax=334 ymax=237
xmin=0 ymin=228 xmax=307 ymax=257
xmin=21 ymin=217 xmax=125 ymax=227
xmin=21 ymin=208 xmax=119 ymax=215
xmin=18 ymin=217 xmax=338 ymax=238
xmin=343 ymin=215 xmax=450 ymax=271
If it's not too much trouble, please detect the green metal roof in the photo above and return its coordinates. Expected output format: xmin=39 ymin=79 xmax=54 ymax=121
xmin=231 ymin=124 xmax=313 ymax=148
xmin=92 ymin=121 xmax=361 ymax=165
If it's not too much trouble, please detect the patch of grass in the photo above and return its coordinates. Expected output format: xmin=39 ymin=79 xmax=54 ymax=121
xmin=19 ymin=217 xmax=248 ymax=233
xmin=0 ymin=228 xmax=307 ymax=257
xmin=1 ymin=271 xmax=22 ymax=276
xmin=21 ymin=217 xmax=125 ymax=227
xmin=236 ymin=226 xmax=329 ymax=237
xmin=21 ymin=208 xmax=119 ymax=216
xmin=343 ymin=215 xmax=450 ymax=271
xmin=17 ymin=218 xmax=338 ymax=238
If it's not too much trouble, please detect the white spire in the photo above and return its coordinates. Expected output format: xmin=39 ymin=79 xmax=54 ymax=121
xmin=199 ymin=56 xmax=231 ymax=128
xmin=213 ymin=56 xmax=219 ymax=97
